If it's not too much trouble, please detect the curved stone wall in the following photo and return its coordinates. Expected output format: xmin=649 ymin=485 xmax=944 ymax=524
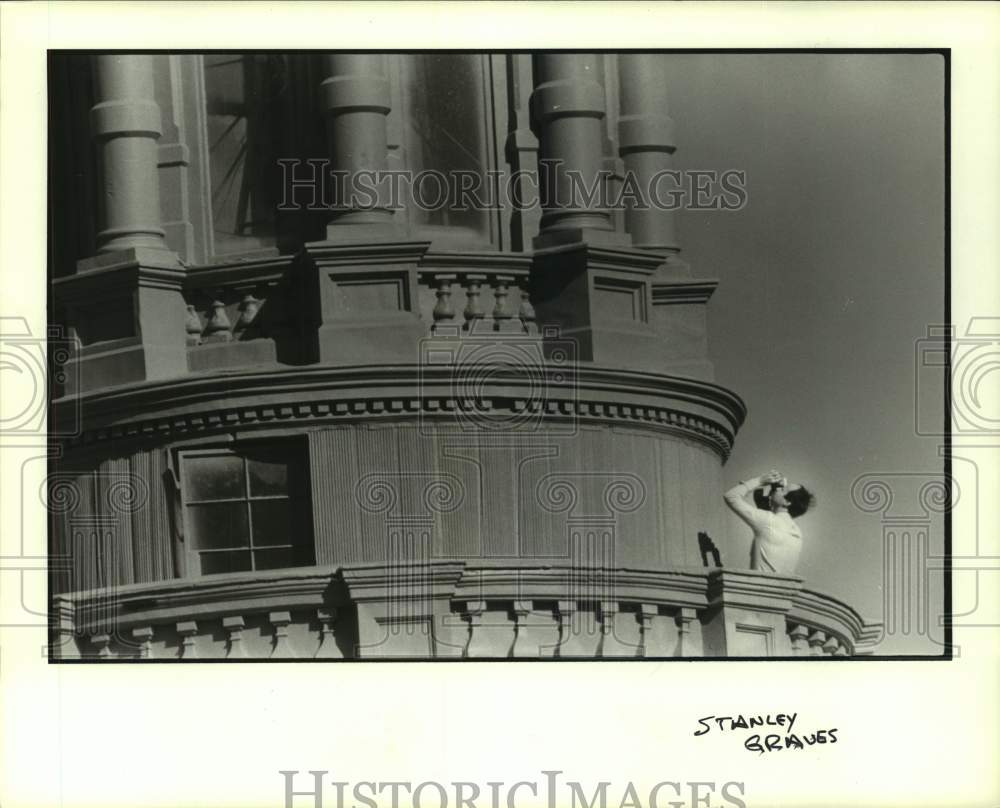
xmin=50 ymin=363 xmax=744 ymax=593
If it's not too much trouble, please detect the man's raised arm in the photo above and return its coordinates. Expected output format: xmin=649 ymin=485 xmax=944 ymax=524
xmin=724 ymin=471 xmax=782 ymax=527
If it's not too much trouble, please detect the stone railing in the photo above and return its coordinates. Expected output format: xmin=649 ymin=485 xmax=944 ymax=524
xmin=51 ymin=568 xmax=345 ymax=660
xmin=786 ymin=586 xmax=883 ymax=656
xmin=416 ymin=253 xmax=535 ymax=337
xmin=51 ymin=563 xmax=881 ymax=660
xmin=182 ymin=253 xmax=299 ymax=370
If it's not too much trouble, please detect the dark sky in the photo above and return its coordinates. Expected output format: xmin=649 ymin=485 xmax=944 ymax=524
xmin=666 ymin=53 xmax=946 ymax=654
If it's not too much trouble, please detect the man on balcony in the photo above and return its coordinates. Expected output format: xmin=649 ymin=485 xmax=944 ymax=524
xmin=724 ymin=471 xmax=815 ymax=574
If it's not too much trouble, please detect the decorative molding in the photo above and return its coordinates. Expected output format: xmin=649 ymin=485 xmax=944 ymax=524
xmin=55 ymin=561 xmax=880 ymax=659
xmin=706 ymin=568 xmax=803 ymax=614
xmin=54 ymin=364 xmax=746 ymax=460
xmin=651 ymin=279 xmax=719 ymax=306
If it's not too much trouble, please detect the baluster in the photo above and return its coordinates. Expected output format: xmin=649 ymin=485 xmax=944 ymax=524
xmin=234 ymin=292 xmax=262 ymax=339
xmin=462 ymin=601 xmax=486 ymax=658
xmin=203 ymin=291 xmax=232 ymax=342
xmin=269 ymin=611 xmax=297 ymax=659
xmin=132 ymin=626 xmax=154 ymax=659
xmin=510 ymin=600 xmax=532 ymax=658
xmin=314 ymin=608 xmax=340 ymax=658
xmin=638 ymin=604 xmax=657 ymax=658
xmin=185 ymin=304 xmax=202 ymax=346
xmin=833 ymin=644 xmax=849 ymax=657
xmin=674 ymin=607 xmax=697 ymax=656
xmin=463 ymin=274 xmax=486 ymax=331
xmin=807 ymin=629 xmax=826 ymax=657
xmin=788 ymin=623 xmax=810 ymax=656
xmin=176 ymin=621 xmax=199 ymax=659
xmin=223 ymin=615 xmax=247 ymax=658
xmin=596 ymin=601 xmax=617 ymax=658
xmin=50 ymin=595 xmax=78 ymax=659
xmin=822 ymin=635 xmax=841 ymax=656
xmin=492 ymin=274 xmax=520 ymax=333
xmin=516 ymin=275 xmax=536 ymax=334
xmin=554 ymin=599 xmax=577 ymax=658
xmin=89 ymin=633 xmax=112 ymax=659
xmin=432 ymin=274 xmax=457 ymax=332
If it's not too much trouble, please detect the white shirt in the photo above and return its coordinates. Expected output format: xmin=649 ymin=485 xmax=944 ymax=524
xmin=724 ymin=482 xmax=803 ymax=574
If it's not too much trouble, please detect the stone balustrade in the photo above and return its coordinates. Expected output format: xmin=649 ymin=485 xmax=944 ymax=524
xmin=51 ymin=563 xmax=881 ymax=660
xmin=418 ymin=266 xmax=536 ymax=337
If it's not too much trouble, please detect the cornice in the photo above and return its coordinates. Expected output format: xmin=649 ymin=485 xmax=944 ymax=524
xmin=53 ymin=364 xmax=747 ymax=459
xmin=651 ymin=279 xmax=719 ymax=306
xmin=453 ymin=564 xmax=710 ymax=609
xmin=419 ymin=251 xmax=533 ymax=274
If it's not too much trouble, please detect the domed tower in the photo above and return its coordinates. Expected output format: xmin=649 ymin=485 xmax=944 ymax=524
xmin=49 ymin=52 xmax=879 ymax=659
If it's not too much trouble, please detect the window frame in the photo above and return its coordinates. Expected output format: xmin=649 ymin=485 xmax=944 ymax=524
xmin=177 ymin=441 xmax=314 ymax=578
xmin=389 ymin=52 xmax=509 ymax=250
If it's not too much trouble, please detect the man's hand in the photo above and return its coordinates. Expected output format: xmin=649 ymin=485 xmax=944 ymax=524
xmin=760 ymin=470 xmax=784 ymax=486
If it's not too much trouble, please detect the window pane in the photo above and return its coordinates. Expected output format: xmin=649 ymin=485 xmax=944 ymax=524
xmin=188 ymin=502 xmax=250 ymax=550
xmin=184 ymin=455 xmax=245 ymax=501
xmin=247 ymin=450 xmax=289 ymax=497
xmin=401 ymin=54 xmax=490 ymax=238
xmin=250 ymin=500 xmax=296 ymax=547
xmin=200 ymin=550 xmax=252 ymax=575
xmin=204 ymin=54 xmax=287 ymax=255
xmin=254 ymin=546 xmax=312 ymax=572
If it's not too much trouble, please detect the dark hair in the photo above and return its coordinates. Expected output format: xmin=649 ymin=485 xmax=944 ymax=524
xmin=786 ymin=486 xmax=815 ymax=518
xmin=753 ymin=484 xmax=816 ymax=518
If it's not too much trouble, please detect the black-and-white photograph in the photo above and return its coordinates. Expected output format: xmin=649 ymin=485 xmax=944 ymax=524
xmin=4 ymin=5 xmax=1000 ymax=808
xmin=44 ymin=49 xmax=949 ymax=661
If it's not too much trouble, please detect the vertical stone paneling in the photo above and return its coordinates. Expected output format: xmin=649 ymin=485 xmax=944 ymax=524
xmin=698 ymin=448 xmax=726 ymax=564
xmin=96 ymin=456 xmax=136 ymax=587
xmin=308 ymin=423 xmax=723 ymax=572
xmin=309 ymin=428 xmax=361 ymax=565
xmin=128 ymin=449 xmax=175 ymax=584
xmin=151 ymin=449 xmax=176 ymax=580
xmin=129 ymin=451 xmax=154 ymax=582
xmin=355 ymin=425 xmax=399 ymax=563
xmin=518 ymin=430 xmax=567 ymax=559
xmin=655 ymin=437 xmax=687 ymax=567
xmin=612 ymin=429 xmax=658 ymax=567
xmin=50 ymin=466 xmax=89 ymax=595
xmin=478 ymin=433 xmax=519 ymax=558
xmin=435 ymin=432 xmax=481 ymax=559
xmin=68 ymin=470 xmax=100 ymax=593
xmin=679 ymin=442 xmax=722 ymax=568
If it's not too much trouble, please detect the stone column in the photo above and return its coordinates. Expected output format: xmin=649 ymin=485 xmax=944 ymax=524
xmin=320 ymin=53 xmax=394 ymax=230
xmin=617 ymin=54 xmax=680 ymax=254
xmin=531 ymin=54 xmax=614 ymax=237
xmin=90 ymin=55 xmax=168 ymax=254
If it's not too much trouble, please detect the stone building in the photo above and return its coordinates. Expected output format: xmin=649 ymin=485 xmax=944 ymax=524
xmin=48 ymin=52 xmax=880 ymax=659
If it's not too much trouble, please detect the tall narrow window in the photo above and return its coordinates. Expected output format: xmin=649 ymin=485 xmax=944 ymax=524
xmin=399 ymin=54 xmax=496 ymax=244
xmin=204 ymin=54 xmax=288 ymax=255
xmin=180 ymin=445 xmax=313 ymax=575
